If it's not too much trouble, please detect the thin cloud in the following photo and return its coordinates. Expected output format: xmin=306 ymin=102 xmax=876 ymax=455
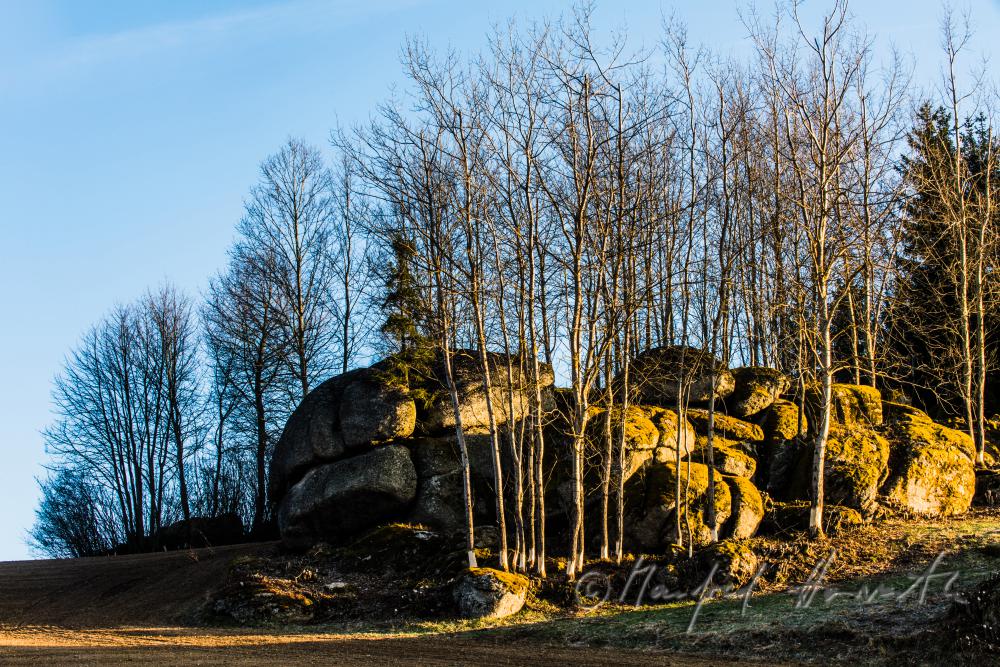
xmin=2 ymin=0 xmax=423 ymax=92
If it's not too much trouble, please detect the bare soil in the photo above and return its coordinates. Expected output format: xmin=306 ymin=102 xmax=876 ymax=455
xmin=0 ymin=542 xmax=760 ymax=665
xmin=3 ymin=510 xmax=998 ymax=665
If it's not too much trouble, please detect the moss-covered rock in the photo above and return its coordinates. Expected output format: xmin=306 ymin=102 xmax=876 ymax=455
xmin=805 ymin=383 xmax=883 ymax=430
xmin=587 ymin=405 xmax=660 ymax=451
xmin=882 ymin=411 xmax=976 ymax=516
xmin=778 ymin=426 xmax=889 ymax=514
xmin=686 ymin=409 xmax=764 ymax=443
xmin=643 ymin=406 xmax=696 ymax=461
xmin=728 ymin=367 xmax=791 ymax=417
xmin=625 ymin=462 xmax=732 ymax=550
xmin=762 ymin=399 xmax=808 ymax=443
xmin=723 ymin=476 xmax=764 ymax=539
xmin=453 ymin=567 xmax=529 ymax=619
xmin=687 ymin=438 xmax=757 ymax=479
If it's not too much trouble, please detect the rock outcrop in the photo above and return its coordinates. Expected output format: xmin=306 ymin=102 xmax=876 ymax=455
xmin=881 ymin=409 xmax=976 ymax=516
xmin=625 ymin=346 xmax=735 ymax=405
xmin=425 ymin=351 xmax=555 ymax=433
xmin=728 ymin=367 xmax=791 ymax=418
xmin=269 ymin=352 xmax=980 ymax=552
xmin=277 ymin=445 xmax=417 ymax=550
xmin=270 ymin=365 xmax=416 ymax=501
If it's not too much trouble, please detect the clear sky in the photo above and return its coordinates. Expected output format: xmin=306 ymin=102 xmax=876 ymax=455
xmin=1 ymin=0 xmax=997 ymax=561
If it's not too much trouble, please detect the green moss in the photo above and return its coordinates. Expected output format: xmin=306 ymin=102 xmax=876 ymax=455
xmin=687 ymin=440 xmax=757 ymax=479
xmin=637 ymin=462 xmax=733 ymax=546
xmin=728 ymin=476 xmax=764 ymax=519
xmin=697 ymin=539 xmax=759 ymax=588
xmin=805 ymin=383 xmax=883 ymax=429
xmin=587 ymin=405 xmax=660 ymax=450
xmin=642 ymin=406 xmax=695 ymax=454
xmin=823 ymin=426 xmax=890 ymax=511
xmin=466 ymin=567 xmax=530 ymax=594
xmin=883 ymin=414 xmax=976 ymax=516
xmin=686 ymin=409 xmax=764 ymax=443
xmin=762 ymin=399 xmax=807 ymax=442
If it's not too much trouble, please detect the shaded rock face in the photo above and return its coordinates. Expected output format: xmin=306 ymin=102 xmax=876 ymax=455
xmin=728 ymin=367 xmax=791 ymax=418
xmin=759 ymin=500 xmax=863 ymax=536
xmin=425 ymin=350 xmax=555 ymax=434
xmin=882 ymin=410 xmax=975 ymax=516
xmin=756 ymin=399 xmax=807 ymax=490
xmin=626 ymin=346 xmax=735 ymax=405
xmin=453 ymin=568 xmax=528 ymax=619
xmin=408 ymin=437 xmax=470 ymax=533
xmin=277 ymin=445 xmax=417 ymax=550
xmin=339 ymin=378 xmax=416 ymax=450
xmin=270 ymin=366 xmax=416 ymax=502
xmin=974 ymin=469 xmax=1000 ymax=507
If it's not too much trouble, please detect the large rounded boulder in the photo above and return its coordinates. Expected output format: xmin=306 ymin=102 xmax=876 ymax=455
xmin=805 ymin=383 xmax=883 ymax=429
xmin=625 ymin=461 xmax=732 ymax=550
xmin=728 ymin=367 xmax=791 ymax=418
xmin=276 ymin=445 xmax=417 ymax=550
xmin=723 ymin=476 xmax=764 ymax=540
xmin=625 ymin=346 xmax=735 ymax=406
xmin=424 ymin=350 xmax=554 ymax=434
xmin=881 ymin=409 xmax=976 ymax=516
xmin=453 ymin=568 xmax=529 ymax=619
xmin=270 ymin=366 xmax=416 ymax=501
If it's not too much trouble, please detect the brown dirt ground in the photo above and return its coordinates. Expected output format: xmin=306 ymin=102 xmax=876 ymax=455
xmin=0 ymin=543 xmax=773 ymax=666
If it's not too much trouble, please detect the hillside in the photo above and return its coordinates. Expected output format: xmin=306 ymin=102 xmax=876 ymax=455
xmin=0 ymin=543 xmax=751 ymax=665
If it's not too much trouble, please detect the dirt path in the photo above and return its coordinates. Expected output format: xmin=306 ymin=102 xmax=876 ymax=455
xmin=0 ymin=626 xmax=737 ymax=666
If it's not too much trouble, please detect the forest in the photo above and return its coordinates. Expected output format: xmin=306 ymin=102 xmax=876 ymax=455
xmin=32 ymin=0 xmax=998 ymax=578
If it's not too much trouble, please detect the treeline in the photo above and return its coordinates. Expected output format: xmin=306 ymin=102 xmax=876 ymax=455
xmin=33 ymin=1 xmax=998 ymax=565
xmin=33 ymin=142 xmax=380 ymax=556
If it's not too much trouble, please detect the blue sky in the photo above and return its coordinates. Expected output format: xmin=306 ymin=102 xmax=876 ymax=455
xmin=0 ymin=1 xmax=997 ymax=561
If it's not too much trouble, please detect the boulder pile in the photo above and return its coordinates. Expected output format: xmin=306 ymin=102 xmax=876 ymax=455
xmin=269 ymin=345 xmax=982 ymax=552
